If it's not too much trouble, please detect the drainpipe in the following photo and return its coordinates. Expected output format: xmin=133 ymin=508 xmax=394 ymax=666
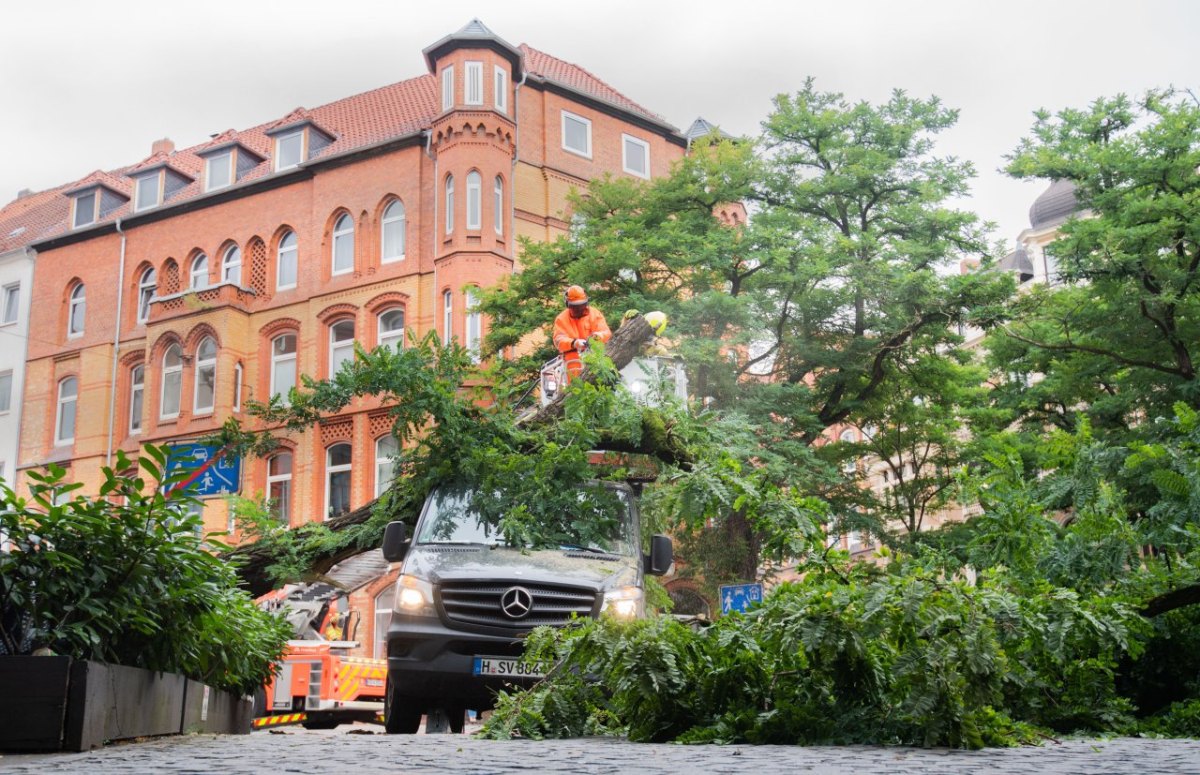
xmin=425 ymin=130 xmax=438 ymax=340
xmin=510 ymin=67 xmax=528 ymax=271
xmin=105 ymin=218 xmax=127 ymax=467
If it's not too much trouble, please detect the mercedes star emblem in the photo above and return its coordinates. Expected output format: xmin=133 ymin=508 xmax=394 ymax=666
xmin=500 ymin=586 xmax=533 ymax=619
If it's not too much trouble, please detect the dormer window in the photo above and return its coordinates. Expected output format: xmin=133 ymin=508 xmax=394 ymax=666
xmin=275 ymin=130 xmax=304 ymax=171
xmin=134 ymin=172 xmax=162 ymax=212
xmin=73 ymin=191 xmax=97 ymax=228
xmin=205 ymin=150 xmax=233 ymax=192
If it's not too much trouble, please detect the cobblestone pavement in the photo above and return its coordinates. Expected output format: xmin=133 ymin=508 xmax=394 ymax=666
xmin=1 ymin=726 xmax=1198 ymax=774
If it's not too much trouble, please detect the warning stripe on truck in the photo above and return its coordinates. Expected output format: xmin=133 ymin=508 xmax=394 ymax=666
xmin=253 ymin=713 xmax=306 ymax=728
xmin=335 ymin=658 xmax=387 ymax=701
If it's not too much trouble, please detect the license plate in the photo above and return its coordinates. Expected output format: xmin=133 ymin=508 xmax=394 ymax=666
xmin=472 ymin=656 xmax=547 ymax=678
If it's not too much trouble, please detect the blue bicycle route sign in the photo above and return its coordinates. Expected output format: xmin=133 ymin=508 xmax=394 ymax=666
xmin=719 ymin=582 xmax=764 ymax=615
xmin=164 ymin=443 xmax=241 ymax=498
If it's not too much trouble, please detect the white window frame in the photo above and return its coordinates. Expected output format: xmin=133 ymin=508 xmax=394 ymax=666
xmin=0 ymin=370 xmax=12 ymax=414
xmin=55 ymin=377 xmax=77 ymax=446
xmin=493 ymin=65 xmax=508 ymax=114
xmin=73 ymin=192 xmax=97 ymax=229
xmin=466 ymin=171 xmax=481 ymax=230
xmin=267 ymin=452 xmax=293 ymax=524
xmin=840 ymin=429 xmax=857 ymax=474
xmin=2 ymin=283 xmax=20 ymax=325
xmin=232 ymin=362 xmax=243 ymax=413
xmin=136 ymin=267 xmax=156 ymax=324
xmin=378 ymin=307 xmax=405 ymax=350
xmin=493 ymin=176 xmax=504 ymax=236
xmin=275 ymin=129 xmax=304 ymax=171
xmin=270 ymin=334 xmax=297 ymax=403
xmin=332 ymin=213 xmax=354 ymax=275
xmin=205 ymin=150 xmax=233 ymax=192
xmin=465 ymin=61 xmax=483 ymax=105
xmin=160 ymin=344 xmax=183 ymax=420
xmin=442 ymin=290 xmax=452 ymax=345
xmin=561 ymin=111 xmax=593 ymax=158
xmin=193 ymin=337 xmax=217 ymax=415
xmin=622 ymin=134 xmax=650 ymax=179
xmin=329 ymin=319 xmax=355 ymax=376
xmin=67 ymin=283 xmax=86 ymax=338
xmin=190 ymin=254 xmax=209 ymax=289
xmin=128 ymin=364 xmax=144 ymax=434
xmin=465 ymin=288 xmax=481 ymax=363
xmin=441 ymin=65 xmax=454 ymax=111
xmin=374 ymin=435 xmax=399 ymax=498
xmin=134 ymin=172 xmax=161 ymax=212
xmin=444 ymin=175 xmax=454 ymax=234
xmin=276 ymin=231 xmax=298 ymax=290
xmin=381 ymin=200 xmax=406 ymax=263
xmin=325 ymin=443 xmax=353 ymax=520
xmin=222 ymin=245 xmax=242 ymax=285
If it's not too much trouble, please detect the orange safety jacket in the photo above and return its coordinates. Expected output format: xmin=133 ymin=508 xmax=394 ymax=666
xmin=553 ymin=306 xmax=612 ymax=381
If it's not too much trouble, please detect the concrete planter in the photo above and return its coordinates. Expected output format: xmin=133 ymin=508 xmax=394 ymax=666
xmin=0 ymin=657 xmax=251 ymax=752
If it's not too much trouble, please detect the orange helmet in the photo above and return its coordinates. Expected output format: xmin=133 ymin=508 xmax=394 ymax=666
xmin=564 ymin=285 xmax=589 ymax=307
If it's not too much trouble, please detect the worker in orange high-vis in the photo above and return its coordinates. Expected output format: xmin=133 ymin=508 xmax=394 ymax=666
xmin=553 ymin=285 xmax=612 ymax=383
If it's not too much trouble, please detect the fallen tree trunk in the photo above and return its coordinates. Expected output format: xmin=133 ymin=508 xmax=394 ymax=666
xmin=227 ymin=315 xmax=659 ymax=595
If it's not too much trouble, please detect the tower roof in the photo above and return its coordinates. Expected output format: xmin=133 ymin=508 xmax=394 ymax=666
xmin=1028 ymin=180 xmax=1080 ymax=230
xmin=685 ymin=117 xmax=734 ymax=141
xmin=422 ymin=18 xmax=524 ymax=79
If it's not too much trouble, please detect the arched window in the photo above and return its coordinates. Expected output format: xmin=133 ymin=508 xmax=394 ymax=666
xmin=129 ymin=364 xmax=145 ymax=434
xmin=67 ymin=283 xmax=86 ymax=337
xmin=373 ymin=586 xmax=392 ymax=659
xmin=465 ymin=287 xmax=481 ymax=363
xmin=375 ymin=435 xmax=399 ymax=497
xmin=381 ymin=201 xmax=406 ymax=262
xmin=444 ymin=175 xmax=454 ymax=234
xmin=329 ymin=320 xmax=356 ymax=375
xmin=193 ymin=337 xmax=217 ymax=414
xmin=160 ymin=344 xmax=183 ymax=419
xmin=277 ymin=231 xmax=298 ymax=290
xmin=466 ymin=171 xmax=481 ymax=230
xmin=332 ymin=214 xmax=354 ymax=275
xmin=326 ymin=443 xmax=352 ymax=519
xmin=137 ymin=267 xmax=156 ymax=323
xmin=55 ymin=377 xmax=78 ymax=445
xmin=442 ymin=290 xmax=452 ymax=345
xmin=190 ymin=254 xmax=209 ymax=289
xmin=222 ymin=245 xmax=242 ymax=285
xmin=267 ymin=452 xmax=293 ymax=524
xmin=378 ymin=308 xmax=404 ymax=351
xmin=270 ymin=333 xmax=297 ymax=403
xmin=494 ymin=176 xmax=504 ymax=236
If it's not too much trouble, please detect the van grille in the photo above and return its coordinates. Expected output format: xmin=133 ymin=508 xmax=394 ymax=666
xmin=438 ymin=581 xmax=597 ymax=630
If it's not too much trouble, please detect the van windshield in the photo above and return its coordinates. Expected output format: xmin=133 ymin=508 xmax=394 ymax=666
xmin=417 ymin=484 xmax=635 ymax=556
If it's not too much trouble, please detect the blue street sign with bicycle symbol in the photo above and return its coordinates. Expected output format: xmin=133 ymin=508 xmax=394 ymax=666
xmin=164 ymin=443 xmax=241 ymax=498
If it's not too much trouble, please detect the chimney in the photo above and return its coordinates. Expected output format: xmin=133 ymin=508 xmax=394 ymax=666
xmin=16 ymin=188 xmax=33 ymax=199
xmin=151 ymin=137 xmax=175 ymax=156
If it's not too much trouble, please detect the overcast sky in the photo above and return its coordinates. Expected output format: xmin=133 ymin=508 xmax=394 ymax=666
xmin=1 ymin=0 xmax=1195 ymax=247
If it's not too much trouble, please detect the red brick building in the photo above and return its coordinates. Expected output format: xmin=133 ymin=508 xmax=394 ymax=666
xmin=9 ymin=20 xmax=693 ymax=557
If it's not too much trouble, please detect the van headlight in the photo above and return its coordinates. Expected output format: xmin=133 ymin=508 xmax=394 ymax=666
xmin=394 ymin=574 xmax=435 ymax=616
xmin=601 ymin=586 xmax=643 ymax=619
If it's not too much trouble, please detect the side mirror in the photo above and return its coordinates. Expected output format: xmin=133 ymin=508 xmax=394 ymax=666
xmin=644 ymin=534 xmax=673 ymax=576
xmin=382 ymin=521 xmax=409 ymax=562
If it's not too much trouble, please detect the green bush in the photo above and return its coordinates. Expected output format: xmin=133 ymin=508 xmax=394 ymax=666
xmin=0 ymin=446 xmax=290 ymax=695
xmin=481 ymin=561 xmax=1150 ymax=748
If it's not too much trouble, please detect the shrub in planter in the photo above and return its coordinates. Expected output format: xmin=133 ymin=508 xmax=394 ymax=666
xmin=0 ymin=446 xmax=290 ymax=695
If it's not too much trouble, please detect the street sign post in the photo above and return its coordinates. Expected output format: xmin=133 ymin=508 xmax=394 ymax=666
xmin=164 ymin=443 xmax=242 ymax=498
xmin=718 ymin=582 xmax=763 ymax=615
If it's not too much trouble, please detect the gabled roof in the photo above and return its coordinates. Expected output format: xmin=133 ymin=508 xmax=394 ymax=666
xmin=521 ymin=45 xmax=674 ymax=130
xmin=15 ymin=23 xmax=680 ymax=248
